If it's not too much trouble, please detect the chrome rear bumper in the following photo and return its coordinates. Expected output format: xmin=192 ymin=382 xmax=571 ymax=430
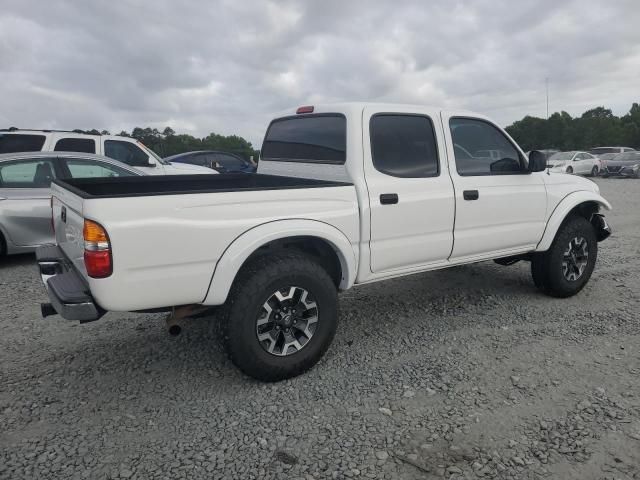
xmin=36 ymin=245 xmax=103 ymax=322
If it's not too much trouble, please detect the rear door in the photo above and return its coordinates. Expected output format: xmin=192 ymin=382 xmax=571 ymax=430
xmin=0 ymin=156 xmax=57 ymax=247
xmin=364 ymin=106 xmax=455 ymax=273
xmin=442 ymin=113 xmax=547 ymax=260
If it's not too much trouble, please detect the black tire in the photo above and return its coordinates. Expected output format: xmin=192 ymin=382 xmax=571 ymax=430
xmin=602 ymin=174 xmax=609 ymax=179
xmin=0 ymin=232 xmax=6 ymax=258
xmin=530 ymin=215 xmax=597 ymax=298
xmin=566 ymin=166 xmax=573 ymax=174
xmin=591 ymin=166 xmax=599 ymax=177
xmin=220 ymin=251 xmax=338 ymax=381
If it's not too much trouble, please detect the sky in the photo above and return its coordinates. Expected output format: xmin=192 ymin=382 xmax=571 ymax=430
xmin=1 ymin=0 xmax=639 ymax=147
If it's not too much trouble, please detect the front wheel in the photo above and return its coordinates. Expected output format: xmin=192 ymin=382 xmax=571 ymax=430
xmin=566 ymin=166 xmax=574 ymax=174
xmin=591 ymin=166 xmax=599 ymax=177
xmin=221 ymin=252 xmax=338 ymax=381
xmin=531 ymin=215 xmax=597 ymax=297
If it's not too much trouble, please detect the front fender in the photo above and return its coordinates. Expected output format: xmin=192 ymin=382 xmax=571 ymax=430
xmin=536 ymin=191 xmax=612 ymax=251
xmin=202 ymin=219 xmax=358 ymax=305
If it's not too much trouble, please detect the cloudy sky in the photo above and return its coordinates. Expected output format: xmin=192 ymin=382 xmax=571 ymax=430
xmin=1 ymin=0 xmax=639 ymax=146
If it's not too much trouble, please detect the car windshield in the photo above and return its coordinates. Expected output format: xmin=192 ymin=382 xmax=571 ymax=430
xmin=549 ymin=152 xmax=575 ymax=161
xmin=142 ymin=144 xmax=168 ymax=164
xmin=590 ymin=148 xmax=619 ymax=155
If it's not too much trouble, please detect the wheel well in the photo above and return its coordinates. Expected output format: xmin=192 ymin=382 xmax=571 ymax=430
xmin=242 ymin=236 xmax=343 ymax=288
xmin=567 ymin=201 xmax=599 ymax=222
xmin=0 ymin=230 xmax=6 ymax=257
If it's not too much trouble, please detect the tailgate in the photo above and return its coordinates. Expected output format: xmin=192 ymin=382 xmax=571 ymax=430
xmin=51 ymin=182 xmax=87 ymax=280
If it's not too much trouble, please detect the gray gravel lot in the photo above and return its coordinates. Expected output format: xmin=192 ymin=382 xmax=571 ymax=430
xmin=1 ymin=178 xmax=639 ymax=480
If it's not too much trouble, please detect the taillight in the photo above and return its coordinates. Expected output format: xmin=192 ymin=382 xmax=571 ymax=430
xmin=83 ymin=219 xmax=112 ymax=278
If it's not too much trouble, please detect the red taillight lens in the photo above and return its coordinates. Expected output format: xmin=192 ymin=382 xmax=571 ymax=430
xmin=84 ymin=250 xmax=112 ymax=278
xmin=296 ymin=105 xmax=314 ymax=114
xmin=83 ymin=220 xmax=112 ymax=278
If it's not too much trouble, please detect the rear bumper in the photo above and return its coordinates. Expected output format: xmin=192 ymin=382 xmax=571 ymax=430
xmin=36 ymin=245 xmax=104 ymax=322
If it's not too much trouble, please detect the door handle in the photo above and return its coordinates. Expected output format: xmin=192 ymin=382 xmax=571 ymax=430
xmin=380 ymin=193 xmax=398 ymax=205
xmin=463 ymin=190 xmax=479 ymax=201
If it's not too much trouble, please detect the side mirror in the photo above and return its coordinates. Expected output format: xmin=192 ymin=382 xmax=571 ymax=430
xmin=146 ymin=161 xmax=156 ymax=168
xmin=528 ymin=150 xmax=547 ymax=172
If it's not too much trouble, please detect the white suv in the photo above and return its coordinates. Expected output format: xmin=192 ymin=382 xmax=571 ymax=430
xmin=0 ymin=129 xmax=215 ymax=175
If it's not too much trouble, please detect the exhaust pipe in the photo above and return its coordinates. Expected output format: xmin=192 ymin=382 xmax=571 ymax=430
xmin=165 ymin=305 xmax=211 ymax=336
xmin=41 ymin=303 xmax=57 ymax=318
xmin=166 ymin=310 xmax=184 ymax=336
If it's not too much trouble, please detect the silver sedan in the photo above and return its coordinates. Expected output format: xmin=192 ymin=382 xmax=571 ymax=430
xmin=0 ymin=151 xmax=142 ymax=257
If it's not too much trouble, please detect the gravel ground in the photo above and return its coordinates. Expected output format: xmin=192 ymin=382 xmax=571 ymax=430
xmin=1 ymin=178 xmax=639 ymax=480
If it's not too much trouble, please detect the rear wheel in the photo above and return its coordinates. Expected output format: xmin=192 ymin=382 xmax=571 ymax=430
xmin=591 ymin=166 xmax=599 ymax=177
xmin=221 ymin=251 xmax=338 ymax=381
xmin=530 ymin=215 xmax=597 ymax=297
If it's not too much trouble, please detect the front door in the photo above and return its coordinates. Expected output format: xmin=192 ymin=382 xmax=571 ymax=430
xmin=364 ymin=106 xmax=455 ymax=273
xmin=441 ymin=113 xmax=547 ymax=260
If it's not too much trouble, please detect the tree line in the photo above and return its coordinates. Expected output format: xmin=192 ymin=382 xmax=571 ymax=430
xmin=73 ymin=126 xmax=260 ymax=160
xmin=505 ymin=102 xmax=640 ymax=151
xmin=73 ymin=101 xmax=640 ymax=159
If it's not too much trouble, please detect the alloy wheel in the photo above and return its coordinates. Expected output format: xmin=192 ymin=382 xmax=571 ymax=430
xmin=562 ymin=236 xmax=589 ymax=281
xmin=256 ymin=286 xmax=319 ymax=356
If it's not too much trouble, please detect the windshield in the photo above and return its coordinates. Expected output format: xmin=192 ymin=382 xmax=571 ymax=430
xmin=612 ymin=152 xmax=640 ymax=162
xmin=590 ymin=147 xmax=619 ymax=155
xmin=139 ymin=142 xmax=168 ymax=165
xmin=549 ymin=152 xmax=575 ymax=161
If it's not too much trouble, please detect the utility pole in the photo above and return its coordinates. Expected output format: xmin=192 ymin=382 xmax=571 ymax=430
xmin=545 ymin=77 xmax=549 ymax=119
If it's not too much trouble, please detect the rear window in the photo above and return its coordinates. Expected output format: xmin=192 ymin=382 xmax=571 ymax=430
xmin=0 ymin=134 xmax=46 ymax=154
xmin=54 ymin=138 xmax=96 ymax=153
xmin=261 ymin=114 xmax=346 ymax=164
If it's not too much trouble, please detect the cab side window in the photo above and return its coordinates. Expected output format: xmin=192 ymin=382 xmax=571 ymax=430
xmin=104 ymin=140 xmax=149 ymax=167
xmin=54 ymin=138 xmax=96 ymax=154
xmin=450 ymin=118 xmax=525 ymax=176
xmin=63 ymin=158 xmax=136 ymax=179
xmin=370 ymin=114 xmax=440 ymax=178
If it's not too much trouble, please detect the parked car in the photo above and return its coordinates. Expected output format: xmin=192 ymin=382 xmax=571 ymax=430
xmin=0 ymin=151 xmax=143 ymax=257
xmin=37 ymin=103 xmax=611 ymax=381
xmin=164 ymin=150 xmax=256 ymax=173
xmin=589 ymin=146 xmax=635 ymax=157
xmin=0 ymin=129 xmax=215 ymax=176
xmin=601 ymin=151 xmax=640 ymax=178
xmin=547 ymin=151 xmax=601 ymax=176
xmin=596 ymin=152 xmax=618 ymax=169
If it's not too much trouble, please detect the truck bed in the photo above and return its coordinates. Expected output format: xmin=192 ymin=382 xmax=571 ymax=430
xmin=53 ymin=173 xmax=352 ymax=199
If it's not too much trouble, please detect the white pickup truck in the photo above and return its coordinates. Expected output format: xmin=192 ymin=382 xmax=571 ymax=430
xmin=36 ymin=103 xmax=612 ymax=381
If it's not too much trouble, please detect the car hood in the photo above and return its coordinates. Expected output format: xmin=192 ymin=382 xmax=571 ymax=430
xmin=163 ymin=162 xmax=218 ymax=174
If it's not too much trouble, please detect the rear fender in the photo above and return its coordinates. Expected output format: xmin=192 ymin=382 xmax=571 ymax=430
xmin=536 ymin=191 xmax=612 ymax=251
xmin=203 ymin=219 xmax=358 ymax=305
